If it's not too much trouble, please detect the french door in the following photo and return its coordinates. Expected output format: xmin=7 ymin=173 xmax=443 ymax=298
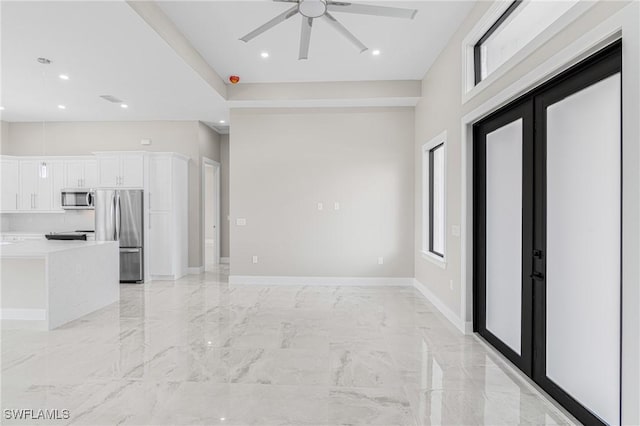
xmin=474 ymin=41 xmax=621 ymax=425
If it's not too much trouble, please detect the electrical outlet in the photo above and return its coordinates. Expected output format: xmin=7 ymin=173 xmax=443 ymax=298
xmin=317 ymin=202 xmax=323 ymax=211
xmin=236 ymin=218 xmax=247 ymax=226
xmin=378 ymin=257 xmax=384 ymax=265
xmin=334 ymin=202 xmax=340 ymax=211
xmin=252 ymin=256 xmax=258 ymax=264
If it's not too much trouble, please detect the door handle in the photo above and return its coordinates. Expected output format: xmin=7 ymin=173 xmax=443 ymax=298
xmin=530 ymin=272 xmax=545 ymax=281
xmin=121 ymin=248 xmax=140 ymax=253
xmin=115 ymin=193 xmax=121 ymax=240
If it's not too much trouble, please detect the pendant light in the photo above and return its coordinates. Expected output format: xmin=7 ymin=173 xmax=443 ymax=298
xmin=37 ymin=57 xmax=50 ymax=179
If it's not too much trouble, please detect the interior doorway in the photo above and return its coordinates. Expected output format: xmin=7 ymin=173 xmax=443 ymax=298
xmin=202 ymin=158 xmax=220 ymax=271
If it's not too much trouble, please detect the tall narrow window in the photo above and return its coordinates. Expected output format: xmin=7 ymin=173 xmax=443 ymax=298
xmin=422 ymin=134 xmax=446 ymax=262
xmin=429 ymin=144 xmax=445 ymax=257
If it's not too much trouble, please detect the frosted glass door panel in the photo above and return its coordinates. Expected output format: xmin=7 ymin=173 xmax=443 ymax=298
xmin=546 ymin=73 xmax=620 ymax=425
xmin=485 ymin=119 xmax=523 ymax=355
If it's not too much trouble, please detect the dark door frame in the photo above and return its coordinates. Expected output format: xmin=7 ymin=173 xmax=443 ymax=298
xmin=473 ymin=40 xmax=622 ymax=426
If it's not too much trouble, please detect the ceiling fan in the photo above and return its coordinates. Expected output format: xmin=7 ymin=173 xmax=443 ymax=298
xmin=239 ymin=0 xmax=418 ymax=60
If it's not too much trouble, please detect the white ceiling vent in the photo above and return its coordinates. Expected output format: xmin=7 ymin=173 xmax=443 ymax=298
xmin=100 ymin=95 xmax=123 ymax=103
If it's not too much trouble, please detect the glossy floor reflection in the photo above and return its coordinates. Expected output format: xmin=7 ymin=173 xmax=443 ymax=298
xmin=1 ymin=267 xmax=575 ymax=425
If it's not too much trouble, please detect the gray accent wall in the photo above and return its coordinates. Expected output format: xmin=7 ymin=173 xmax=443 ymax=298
xmin=229 ymin=107 xmax=414 ymax=278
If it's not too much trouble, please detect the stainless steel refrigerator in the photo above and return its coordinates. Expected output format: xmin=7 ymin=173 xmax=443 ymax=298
xmin=95 ymin=189 xmax=144 ymax=283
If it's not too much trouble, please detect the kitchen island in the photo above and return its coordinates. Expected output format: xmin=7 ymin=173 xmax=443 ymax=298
xmin=1 ymin=240 xmax=119 ymax=330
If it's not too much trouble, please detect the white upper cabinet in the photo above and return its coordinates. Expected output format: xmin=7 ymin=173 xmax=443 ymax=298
xmin=97 ymin=154 xmax=120 ymax=187
xmin=64 ymin=160 xmax=84 ymax=188
xmin=1 ymin=158 xmax=19 ymax=212
xmin=19 ymin=159 xmax=55 ymax=211
xmin=64 ymin=158 xmax=97 ymax=188
xmin=51 ymin=161 xmax=64 ymax=211
xmin=120 ymin=154 xmax=144 ymax=187
xmin=96 ymin=153 xmax=144 ymax=188
xmin=84 ymin=160 xmax=98 ymax=187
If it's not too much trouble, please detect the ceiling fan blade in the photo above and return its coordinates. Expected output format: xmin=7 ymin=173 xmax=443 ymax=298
xmin=299 ymin=17 xmax=313 ymax=60
xmin=327 ymin=2 xmax=417 ymax=19
xmin=239 ymin=5 xmax=299 ymax=42
xmin=322 ymin=13 xmax=367 ymax=53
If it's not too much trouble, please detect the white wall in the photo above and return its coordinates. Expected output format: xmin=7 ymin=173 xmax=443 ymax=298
xmin=1 ymin=120 xmax=222 ymax=267
xmin=229 ymin=107 xmax=414 ymax=278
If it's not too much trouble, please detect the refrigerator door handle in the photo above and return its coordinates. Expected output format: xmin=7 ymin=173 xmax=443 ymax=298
xmin=115 ymin=193 xmax=121 ymax=241
xmin=121 ymin=248 xmax=140 ymax=253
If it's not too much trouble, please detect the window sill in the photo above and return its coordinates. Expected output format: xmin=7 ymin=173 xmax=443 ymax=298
xmin=420 ymin=251 xmax=447 ymax=269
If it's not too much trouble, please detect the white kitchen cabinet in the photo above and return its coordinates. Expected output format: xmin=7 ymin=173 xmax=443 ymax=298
xmin=96 ymin=152 xmax=144 ymax=188
xmin=51 ymin=161 xmax=64 ymax=211
xmin=19 ymin=159 xmax=57 ymax=211
xmin=121 ymin=154 xmax=144 ymax=187
xmin=149 ymin=155 xmax=171 ymax=211
xmin=84 ymin=160 xmax=98 ymax=187
xmin=149 ymin=212 xmax=172 ymax=276
xmin=147 ymin=153 xmax=188 ymax=280
xmin=1 ymin=157 xmax=19 ymax=212
xmin=64 ymin=158 xmax=97 ymax=188
xmin=96 ymin=154 xmax=120 ymax=187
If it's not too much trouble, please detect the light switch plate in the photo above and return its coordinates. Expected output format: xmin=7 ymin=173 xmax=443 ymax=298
xmin=334 ymin=202 xmax=340 ymax=211
xmin=317 ymin=202 xmax=323 ymax=211
xmin=378 ymin=257 xmax=384 ymax=265
xmin=141 ymin=138 xmax=151 ymax=145
xmin=252 ymin=256 xmax=258 ymax=264
xmin=236 ymin=218 xmax=247 ymax=226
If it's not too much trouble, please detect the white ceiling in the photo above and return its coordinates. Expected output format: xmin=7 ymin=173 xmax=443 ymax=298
xmin=0 ymin=1 xmax=228 ymax=124
xmin=158 ymin=0 xmax=475 ymax=83
xmin=0 ymin=1 xmax=475 ymax=123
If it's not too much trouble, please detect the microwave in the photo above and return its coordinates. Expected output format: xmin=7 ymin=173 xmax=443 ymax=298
xmin=61 ymin=189 xmax=94 ymax=210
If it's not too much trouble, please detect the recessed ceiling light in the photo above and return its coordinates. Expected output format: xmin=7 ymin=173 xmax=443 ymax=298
xmin=372 ymin=50 xmax=381 ymax=56
xmin=57 ymin=105 xmax=66 ymax=110
xmin=219 ymin=120 xmax=226 ymax=124
xmin=260 ymin=51 xmax=269 ymax=58
xmin=121 ymin=104 xmax=128 ymax=109
xmin=59 ymin=74 xmax=69 ymax=80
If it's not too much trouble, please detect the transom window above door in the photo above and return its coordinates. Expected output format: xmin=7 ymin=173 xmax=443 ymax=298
xmin=463 ymin=0 xmax=591 ymax=99
xmin=474 ymin=0 xmax=580 ymax=84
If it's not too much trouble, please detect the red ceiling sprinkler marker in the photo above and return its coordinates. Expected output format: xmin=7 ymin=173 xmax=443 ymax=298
xmin=229 ymin=75 xmax=240 ymax=84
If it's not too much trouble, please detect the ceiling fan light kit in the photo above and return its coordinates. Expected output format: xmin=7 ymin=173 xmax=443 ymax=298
xmin=239 ymin=0 xmax=418 ymax=60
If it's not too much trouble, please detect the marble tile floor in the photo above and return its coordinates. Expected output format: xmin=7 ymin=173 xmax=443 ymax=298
xmin=1 ymin=267 xmax=576 ymax=425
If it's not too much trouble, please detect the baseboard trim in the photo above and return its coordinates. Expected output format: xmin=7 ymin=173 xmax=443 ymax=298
xmin=0 ymin=308 xmax=46 ymax=321
xmin=413 ymin=278 xmax=472 ymax=335
xmin=188 ymin=266 xmax=204 ymax=274
xmin=220 ymin=257 xmax=230 ymax=264
xmin=228 ymin=275 xmax=414 ymax=287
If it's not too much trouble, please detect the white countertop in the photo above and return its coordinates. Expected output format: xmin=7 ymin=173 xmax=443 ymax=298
xmin=0 ymin=240 xmax=118 ymax=258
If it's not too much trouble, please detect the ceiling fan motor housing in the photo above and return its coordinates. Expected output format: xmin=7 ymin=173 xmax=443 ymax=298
xmin=299 ymin=0 xmax=327 ymax=18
